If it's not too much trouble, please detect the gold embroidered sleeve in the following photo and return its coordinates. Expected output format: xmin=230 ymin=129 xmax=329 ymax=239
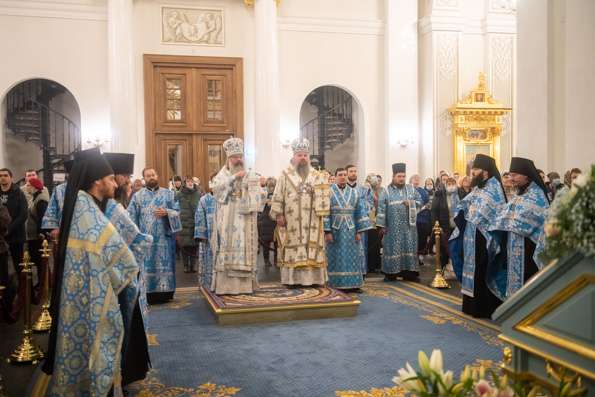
xmin=270 ymin=173 xmax=286 ymax=220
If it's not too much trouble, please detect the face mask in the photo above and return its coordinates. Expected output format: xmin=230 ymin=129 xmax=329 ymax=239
xmin=446 ymin=186 xmax=457 ymax=193
xmin=425 ymin=185 xmax=433 ymax=190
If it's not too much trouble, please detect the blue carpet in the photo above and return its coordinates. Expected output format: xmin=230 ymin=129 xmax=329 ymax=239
xmin=128 ymin=281 xmax=503 ymax=397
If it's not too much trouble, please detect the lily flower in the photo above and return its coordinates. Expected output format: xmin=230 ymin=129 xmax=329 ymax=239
xmin=429 ymin=349 xmax=444 ymax=374
xmin=393 ymin=362 xmax=418 ymax=391
xmin=418 ymin=350 xmax=431 ymax=376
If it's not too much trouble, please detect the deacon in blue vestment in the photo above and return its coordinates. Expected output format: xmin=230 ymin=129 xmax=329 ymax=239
xmin=376 ymin=163 xmax=422 ymax=281
xmin=128 ymin=167 xmax=181 ymax=302
xmin=487 ymin=157 xmax=549 ymax=301
xmin=37 ymin=149 xmax=139 ymax=397
xmin=346 ymin=164 xmax=374 ymax=274
xmin=448 ymin=154 xmax=507 ymax=319
xmin=324 ymin=168 xmax=372 ymax=289
xmin=103 ymin=152 xmax=153 ymax=386
xmin=194 ymin=190 xmax=216 ymax=288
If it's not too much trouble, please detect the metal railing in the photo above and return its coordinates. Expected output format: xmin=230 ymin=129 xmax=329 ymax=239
xmin=5 ymin=80 xmax=81 ymax=188
xmin=300 ymin=94 xmax=353 ymax=168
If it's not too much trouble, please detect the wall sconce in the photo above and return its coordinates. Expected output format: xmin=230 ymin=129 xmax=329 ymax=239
xmin=398 ymin=137 xmax=415 ymax=147
xmin=85 ymin=137 xmax=111 ymax=150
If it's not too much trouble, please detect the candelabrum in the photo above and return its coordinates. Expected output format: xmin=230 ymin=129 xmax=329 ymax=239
xmin=8 ymin=251 xmax=45 ymax=364
xmin=33 ymin=239 xmax=52 ymax=332
xmin=430 ymin=221 xmax=450 ymax=289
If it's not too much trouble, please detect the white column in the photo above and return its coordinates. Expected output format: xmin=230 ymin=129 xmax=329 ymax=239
xmin=385 ymin=0 xmax=419 ymax=177
xmin=107 ymin=0 xmax=137 ymax=158
xmin=253 ymin=0 xmax=281 ymax=173
xmin=516 ymin=0 xmax=550 ymax=169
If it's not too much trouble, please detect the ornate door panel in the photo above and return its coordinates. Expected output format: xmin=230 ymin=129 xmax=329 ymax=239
xmin=195 ymin=69 xmax=235 ymax=132
xmin=155 ymin=134 xmax=193 ymax=183
xmin=144 ymin=55 xmax=243 ymax=186
xmin=155 ymin=67 xmax=194 ymax=132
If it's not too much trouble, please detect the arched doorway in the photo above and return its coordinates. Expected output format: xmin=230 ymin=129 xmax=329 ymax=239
xmin=299 ymin=85 xmax=361 ymax=172
xmin=2 ymin=79 xmax=81 ymax=188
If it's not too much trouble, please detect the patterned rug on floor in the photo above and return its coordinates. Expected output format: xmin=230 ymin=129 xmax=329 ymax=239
xmin=202 ymin=282 xmax=357 ymax=310
xmin=128 ymin=280 xmax=503 ymax=397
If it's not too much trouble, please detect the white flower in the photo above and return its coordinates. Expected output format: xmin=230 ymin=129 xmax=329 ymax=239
xmin=438 ymin=370 xmax=454 ymax=394
xmin=418 ymin=350 xmax=431 ymax=376
xmin=393 ymin=362 xmax=419 ymax=391
xmin=429 ymin=349 xmax=444 ymax=374
xmin=573 ymin=173 xmax=588 ymax=188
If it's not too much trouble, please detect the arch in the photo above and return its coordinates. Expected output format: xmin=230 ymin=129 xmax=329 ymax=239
xmin=1 ymin=78 xmax=81 ymax=187
xmin=298 ymin=84 xmax=365 ymax=173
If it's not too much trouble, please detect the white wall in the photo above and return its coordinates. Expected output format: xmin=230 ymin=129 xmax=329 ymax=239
xmin=278 ymin=0 xmax=384 ymax=177
xmin=516 ymin=0 xmax=595 ymax=173
xmin=418 ymin=0 xmax=516 ymax=177
xmin=0 ymin=3 xmax=109 ymax=170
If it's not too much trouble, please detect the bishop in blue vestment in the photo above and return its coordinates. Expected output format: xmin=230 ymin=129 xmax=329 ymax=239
xmin=376 ymin=163 xmax=422 ymax=281
xmin=128 ymin=168 xmax=181 ymax=302
xmin=324 ymin=168 xmax=372 ymax=289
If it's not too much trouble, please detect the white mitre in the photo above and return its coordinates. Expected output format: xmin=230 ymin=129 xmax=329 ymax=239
xmin=223 ymin=137 xmax=244 ymax=157
xmin=291 ymin=138 xmax=310 ymax=154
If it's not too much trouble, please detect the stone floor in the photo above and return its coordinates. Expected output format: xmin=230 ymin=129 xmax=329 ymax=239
xmin=0 ymin=251 xmax=460 ymax=396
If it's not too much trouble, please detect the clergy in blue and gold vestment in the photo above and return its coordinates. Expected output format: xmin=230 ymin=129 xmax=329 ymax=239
xmin=210 ymin=137 xmax=263 ymax=295
xmin=376 ymin=163 xmax=422 ymax=281
xmin=103 ymin=152 xmax=152 ymax=386
xmin=128 ymin=168 xmax=181 ymax=302
xmin=194 ymin=184 xmax=216 ymax=288
xmin=346 ymin=164 xmax=374 ymax=274
xmin=449 ymin=154 xmax=507 ymax=319
xmin=36 ymin=149 xmax=139 ymax=397
xmin=487 ymin=157 xmax=549 ymax=301
xmin=324 ymin=168 xmax=372 ymax=289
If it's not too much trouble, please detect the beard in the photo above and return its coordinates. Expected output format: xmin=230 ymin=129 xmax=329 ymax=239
xmin=348 ymin=176 xmax=357 ymax=184
xmin=297 ymin=162 xmax=310 ymax=179
xmin=471 ymin=174 xmax=486 ymax=188
xmin=146 ymin=179 xmax=159 ymax=189
xmin=230 ymin=162 xmax=244 ymax=174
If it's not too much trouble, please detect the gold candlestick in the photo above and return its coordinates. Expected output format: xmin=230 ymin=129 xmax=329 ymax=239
xmin=9 ymin=251 xmax=45 ymax=364
xmin=430 ymin=221 xmax=450 ymax=289
xmin=33 ymin=239 xmax=52 ymax=332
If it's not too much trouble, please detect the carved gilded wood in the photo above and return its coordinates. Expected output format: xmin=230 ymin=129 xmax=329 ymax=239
xmin=449 ymin=73 xmax=511 ymax=174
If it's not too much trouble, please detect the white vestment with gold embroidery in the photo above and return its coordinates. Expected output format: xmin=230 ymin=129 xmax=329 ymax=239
xmin=270 ymin=164 xmax=330 ymax=286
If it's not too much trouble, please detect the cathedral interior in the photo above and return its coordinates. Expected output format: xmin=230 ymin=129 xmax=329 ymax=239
xmin=0 ymin=1 xmax=594 ymax=396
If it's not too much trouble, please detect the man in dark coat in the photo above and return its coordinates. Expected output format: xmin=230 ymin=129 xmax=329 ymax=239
xmin=176 ymin=176 xmax=201 ymax=272
xmin=431 ymin=177 xmax=459 ymax=269
xmin=258 ymin=177 xmax=277 ymax=267
xmin=0 ymin=204 xmax=12 ymax=321
xmin=0 ymin=168 xmax=28 ymax=319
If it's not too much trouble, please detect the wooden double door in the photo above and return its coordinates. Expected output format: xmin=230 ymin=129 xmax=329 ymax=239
xmin=144 ymin=54 xmax=243 ymax=186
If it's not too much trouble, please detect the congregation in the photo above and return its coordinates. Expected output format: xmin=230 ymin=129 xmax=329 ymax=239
xmin=0 ymin=137 xmax=585 ymax=396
